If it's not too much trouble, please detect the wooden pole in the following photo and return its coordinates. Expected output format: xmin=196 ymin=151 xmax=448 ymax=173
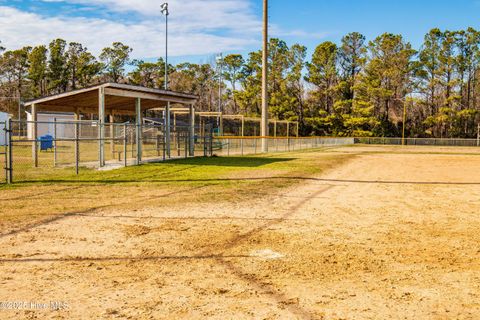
xmin=261 ymin=0 xmax=269 ymax=152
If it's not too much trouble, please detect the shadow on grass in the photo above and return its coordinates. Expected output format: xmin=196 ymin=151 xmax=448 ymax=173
xmin=167 ymin=156 xmax=294 ymax=167
xmin=6 ymin=156 xmax=295 ymax=185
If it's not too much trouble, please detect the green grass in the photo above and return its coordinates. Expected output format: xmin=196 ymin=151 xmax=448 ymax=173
xmin=0 ymin=148 xmax=353 ymax=233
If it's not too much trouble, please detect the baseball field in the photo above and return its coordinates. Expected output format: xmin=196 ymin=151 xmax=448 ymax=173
xmin=0 ymin=145 xmax=479 ymax=319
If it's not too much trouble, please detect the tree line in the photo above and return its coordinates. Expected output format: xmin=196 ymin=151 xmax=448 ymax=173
xmin=1 ymin=28 xmax=480 ymax=138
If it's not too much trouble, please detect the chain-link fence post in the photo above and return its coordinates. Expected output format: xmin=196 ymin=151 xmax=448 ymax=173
xmin=184 ymin=133 xmax=188 ymax=158
xmin=53 ymin=118 xmax=57 ymax=167
xmin=163 ymin=129 xmax=166 ymax=161
xmin=209 ymin=127 xmax=213 ymax=157
xmin=123 ymin=124 xmax=128 ymax=167
xmin=203 ymin=133 xmax=207 ymax=157
xmin=6 ymin=118 xmax=12 ymax=184
xmin=75 ymin=122 xmax=79 ymax=175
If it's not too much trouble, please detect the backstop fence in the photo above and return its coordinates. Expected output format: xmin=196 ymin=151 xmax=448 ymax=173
xmin=4 ymin=120 xmax=214 ymax=183
xmin=2 ymin=119 xmax=479 ymax=184
xmin=212 ymin=137 xmax=354 ymax=156
xmin=0 ymin=121 xmax=7 ymax=184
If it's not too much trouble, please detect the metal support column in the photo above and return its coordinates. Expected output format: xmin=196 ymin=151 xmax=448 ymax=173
xmin=53 ymin=118 xmax=57 ymax=167
xmin=6 ymin=118 xmax=12 ymax=184
xmin=166 ymin=102 xmax=171 ymax=158
xmin=98 ymin=87 xmax=105 ymax=167
xmin=32 ymin=104 xmax=38 ymax=167
xmin=189 ymin=105 xmax=195 ymax=156
xmin=136 ymin=98 xmax=142 ymax=164
xmin=109 ymin=113 xmax=115 ymax=156
xmin=75 ymin=122 xmax=79 ymax=175
xmin=123 ymin=124 xmax=128 ymax=167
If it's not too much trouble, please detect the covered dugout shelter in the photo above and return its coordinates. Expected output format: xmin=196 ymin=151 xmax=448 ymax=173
xmin=24 ymin=83 xmax=198 ymax=167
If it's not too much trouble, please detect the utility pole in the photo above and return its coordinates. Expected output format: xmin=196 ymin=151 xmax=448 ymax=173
xmin=261 ymin=0 xmax=269 ymax=152
xmin=216 ymin=53 xmax=223 ymax=135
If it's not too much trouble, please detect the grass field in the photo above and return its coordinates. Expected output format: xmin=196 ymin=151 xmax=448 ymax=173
xmin=0 ymin=145 xmax=479 ymax=319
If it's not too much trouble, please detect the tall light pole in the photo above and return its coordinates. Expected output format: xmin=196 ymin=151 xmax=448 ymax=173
xmin=261 ymin=0 xmax=269 ymax=152
xmin=161 ymin=2 xmax=171 ymax=157
xmin=161 ymin=2 xmax=169 ymax=90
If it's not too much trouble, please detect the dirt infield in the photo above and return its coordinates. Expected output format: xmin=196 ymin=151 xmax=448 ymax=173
xmin=0 ymin=146 xmax=479 ymax=319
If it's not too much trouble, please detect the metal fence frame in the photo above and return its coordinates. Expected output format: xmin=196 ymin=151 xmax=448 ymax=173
xmin=3 ymin=120 xmax=480 ymax=185
xmin=0 ymin=120 xmax=7 ymax=183
xmin=5 ymin=120 xmax=214 ymax=183
xmin=211 ymin=137 xmax=355 ymax=157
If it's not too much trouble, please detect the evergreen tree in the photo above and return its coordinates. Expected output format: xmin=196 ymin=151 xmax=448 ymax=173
xmin=100 ymin=42 xmax=132 ymax=83
xmin=28 ymin=45 xmax=48 ymax=97
xmin=48 ymin=39 xmax=69 ymax=93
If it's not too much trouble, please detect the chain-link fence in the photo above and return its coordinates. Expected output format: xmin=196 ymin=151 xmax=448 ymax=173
xmin=5 ymin=120 xmax=214 ymax=183
xmin=6 ymin=119 xmax=479 ymax=184
xmin=212 ymin=137 xmax=355 ymax=156
xmin=0 ymin=121 xmax=7 ymax=184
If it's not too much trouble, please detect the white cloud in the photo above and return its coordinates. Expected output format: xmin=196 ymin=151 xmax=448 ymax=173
xmin=0 ymin=1 xmax=261 ymax=58
xmin=0 ymin=1 xmax=329 ymax=60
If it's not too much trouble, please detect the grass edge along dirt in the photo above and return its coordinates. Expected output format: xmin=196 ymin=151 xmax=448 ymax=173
xmin=0 ymin=148 xmax=355 ymax=233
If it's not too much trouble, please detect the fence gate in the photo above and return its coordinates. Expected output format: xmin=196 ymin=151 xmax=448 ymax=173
xmin=0 ymin=121 xmax=7 ymax=184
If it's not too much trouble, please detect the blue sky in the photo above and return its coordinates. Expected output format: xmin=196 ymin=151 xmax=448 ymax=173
xmin=1 ymin=0 xmax=480 ymax=64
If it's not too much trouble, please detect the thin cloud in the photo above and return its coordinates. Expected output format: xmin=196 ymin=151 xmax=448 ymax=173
xmin=0 ymin=1 xmax=328 ymax=59
xmin=0 ymin=4 xmax=259 ymax=58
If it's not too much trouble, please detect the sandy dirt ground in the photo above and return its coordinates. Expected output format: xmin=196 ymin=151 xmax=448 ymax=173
xmin=0 ymin=146 xmax=479 ymax=319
